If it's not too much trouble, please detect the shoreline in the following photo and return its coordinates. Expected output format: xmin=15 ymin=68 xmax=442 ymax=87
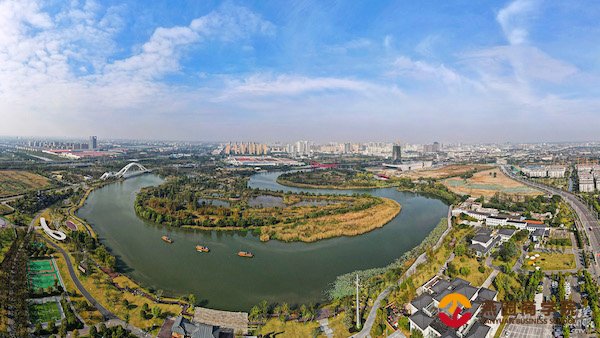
xmin=70 ymin=173 xmax=441 ymax=315
xmin=144 ymin=197 xmax=402 ymax=243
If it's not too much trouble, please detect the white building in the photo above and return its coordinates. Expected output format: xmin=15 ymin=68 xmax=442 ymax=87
xmin=486 ymin=216 xmax=507 ymax=227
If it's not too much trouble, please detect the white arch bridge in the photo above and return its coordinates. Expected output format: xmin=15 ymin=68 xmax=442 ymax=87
xmin=100 ymin=162 xmax=150 ymax=180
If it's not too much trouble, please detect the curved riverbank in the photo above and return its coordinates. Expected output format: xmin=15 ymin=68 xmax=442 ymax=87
xmin=76 ymin=172 xmax=448 ymax=310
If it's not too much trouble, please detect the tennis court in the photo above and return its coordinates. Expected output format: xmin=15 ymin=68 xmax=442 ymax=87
xmin=29 ymin=301 xmax=62 ymax=324
xmin=28 ymin=259 xmax=59 ymax=291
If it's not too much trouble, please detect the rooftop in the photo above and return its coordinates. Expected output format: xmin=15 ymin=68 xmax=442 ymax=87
xmin=411 ymin=294 xmax=434 ymax=311
xmin=409 ymin=311 xmax=435 ymax=331
xmin=193 ymin=307 xmax=249 ymax=334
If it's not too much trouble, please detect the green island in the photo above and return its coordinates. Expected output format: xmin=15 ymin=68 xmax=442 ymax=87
xmin=276 ymin=169 xmax=399 ymax=189
xmin=277 ymin=168 xmax=462 ymax=205
xmin=134 ymin=169 xmax=401 ymax=242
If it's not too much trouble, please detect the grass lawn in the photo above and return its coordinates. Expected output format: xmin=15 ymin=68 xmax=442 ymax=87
xmin=326 ymin=314 xmax=353 ymax=338
xmin=525 ymin=252 xmax=576 ymax=271
xmin=53 ymin=255 xmax=103 ymax=324
xmin=29 ymin=302 xmax=62 ymax=324
xmin=78 ymin=266 xmax=181 ymax=333
xmin=492 ymin=255 xmax=518 ymax=271
xmin=451 ymin=256 xmax=491 ymax=286
xmin=258 ymin=318 xmax=320 ymax=338
xmin=0 ymin=170 xmax=50 ymax=197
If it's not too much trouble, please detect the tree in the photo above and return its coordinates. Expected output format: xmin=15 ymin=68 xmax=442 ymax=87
xmin=99 ymin=323 xmax=107 ymax=334
xmin=89 ymin=325 xmax=98 ymax=338
xmin=498 ymin=241 xmax=518 ymax=262
xmin=411 ymin=329 xmax=424 ymax=338
xmin=72 ymin=329 xmax=79 ymax=338
xmin=342 ymin=311 xmax=354 ymax=330
xmin=151 ymin=306 xmax=162 ymax=319
xmin=188 ymin=293 xmax=196 ymax=307
xmin=279 ymin=302 xmax=290 ymax=321
xmin=48 ymin=321 xmax=56 ymax=333
xmin=35 ymin=323 xmax=43 ymax=334
xmin=58 ymin=319 xmax=68 ymax=337
xmin=454 ymin=244 xmax=466 ymax=256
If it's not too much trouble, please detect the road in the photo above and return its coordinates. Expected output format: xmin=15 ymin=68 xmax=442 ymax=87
xmin=353 ymin=206 xmax=453 ymax=337
xmin=501 ymin=166 xmax=600 ymax=277
xmin=40 ymin=236 xmax=115 ymax=319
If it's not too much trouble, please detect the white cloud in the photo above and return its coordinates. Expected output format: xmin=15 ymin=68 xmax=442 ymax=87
xmin=105 ymin=4 xmax=274 ymax=80
xmin=415 ymin=34 xmax=439 ymax=57
xmin=496 ymin=0 xmax=540 ymax=45
xmin=219 ymin=74 xmax=378 ymax=98
xmin=328 ymin=38 xmax=372 ymax=53
xmin=391 ymin=56 xmax=464 ymax=86
xmin=383 ymin=35 xmax=393 ymax=49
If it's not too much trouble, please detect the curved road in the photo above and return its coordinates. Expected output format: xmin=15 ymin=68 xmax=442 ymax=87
xmin=41 ymin=237 xmax=115 ymax=319
xmin=501 ymin=166 xmax=600 ymax=278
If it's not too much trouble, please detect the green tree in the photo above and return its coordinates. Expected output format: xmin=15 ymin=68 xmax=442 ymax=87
xmin=89 ymin=325 xmax=98 ymax=338
xmin=411 ymin=329 xmax=424 ymax=338
xmin=188 ymin=293 xmax=196 ymax=307
xmin=35 ymin=323 xmax=43 ymax=334
xmin=48 ymin=321 xmax=56 ymax=333
xmin=151 ymin=306 xmax=162 ymax=319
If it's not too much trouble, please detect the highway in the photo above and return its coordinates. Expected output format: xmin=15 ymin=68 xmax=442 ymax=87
xmin=501 ymin=165 xmax=600 ymax=277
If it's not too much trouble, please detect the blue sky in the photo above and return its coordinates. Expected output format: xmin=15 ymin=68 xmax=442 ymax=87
xmin=1 ymin=0 xmax=600 ymax=142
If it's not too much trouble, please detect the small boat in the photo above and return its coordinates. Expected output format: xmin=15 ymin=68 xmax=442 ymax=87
xmin=237 ymin=251 xmax=254 ymax=258
xmin=196 ymin=245 xmax=210 ymax=252
xmin=161 ymin=236 xmax=173 ymax=243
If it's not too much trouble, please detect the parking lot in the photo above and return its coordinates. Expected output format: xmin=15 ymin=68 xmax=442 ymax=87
xmin=502 ymin=322 xmax=553 ymax=337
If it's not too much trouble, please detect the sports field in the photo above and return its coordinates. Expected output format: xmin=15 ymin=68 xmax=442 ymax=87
xmin=28 ymin=259 xmax=59 ymax=291
xmin=29 ymin=302 xmax=62 ymax=324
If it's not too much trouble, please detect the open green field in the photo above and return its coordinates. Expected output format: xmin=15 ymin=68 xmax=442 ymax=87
xmin=28 ymin=259 xmax=59 ymax=291
xmin=443 ymin=168 xmax=542 ymax=198
xmin=0 ymin=170 xmax=50 ymax=197
xmin=29 ymin=302 xmax=62 ymax=324
xmin=525 ymin=252 xmax=576 ymax=271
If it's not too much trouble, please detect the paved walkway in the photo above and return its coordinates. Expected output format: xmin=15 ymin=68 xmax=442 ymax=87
xmin=318 ymin=318 xmax=334 ymax=338
xmin=41 ymin=234 xmax=152 ymax=338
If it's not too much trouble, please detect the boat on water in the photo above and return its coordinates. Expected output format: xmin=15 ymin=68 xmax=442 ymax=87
xmin=237 ymin=251 xmax=254 ymax=258
xmin=161 ymin=236 xmax=173 ymax=243
xmin=196 ymin=245 xmax=210 ymax=252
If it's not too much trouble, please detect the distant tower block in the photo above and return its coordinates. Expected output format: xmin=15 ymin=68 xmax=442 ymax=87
xmin=89 ymin=136 xmax=97 ymax=149
xmin=392 ymin=144 xmax=401 ymax=163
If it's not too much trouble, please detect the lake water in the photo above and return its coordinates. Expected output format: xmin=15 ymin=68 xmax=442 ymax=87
xmin=76 ymin=172 xmax=448 ymax=311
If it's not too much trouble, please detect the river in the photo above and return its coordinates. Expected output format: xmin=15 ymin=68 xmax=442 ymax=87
xmin=76 ymin=171 xmax=448 ymax=311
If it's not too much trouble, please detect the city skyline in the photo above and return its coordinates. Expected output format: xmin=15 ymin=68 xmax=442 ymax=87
xmin=2 ymin=0 xmax=600 ymax=142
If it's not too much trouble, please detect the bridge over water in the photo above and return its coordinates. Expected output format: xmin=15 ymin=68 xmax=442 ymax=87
xmin=100 ymin=162 xmax=150 ymax=180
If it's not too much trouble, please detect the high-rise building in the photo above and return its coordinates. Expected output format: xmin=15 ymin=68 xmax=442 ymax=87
xmin=392 ymin=144 xmax=402 ymax=163
xmin=432 ymin=141 xmax=441 ymax=152
xmin=89 ymin=136 xmax=97 ymax=149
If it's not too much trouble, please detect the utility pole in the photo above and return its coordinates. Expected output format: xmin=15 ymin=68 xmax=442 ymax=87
xmin=355 ymin=274 xmax=361 ymax=329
